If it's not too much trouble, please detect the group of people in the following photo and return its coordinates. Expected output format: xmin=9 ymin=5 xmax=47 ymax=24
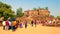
xmin=2 ymin=19 xmax=17 ymax=31
xmin=1 ymin=17 xmax=60 ymax=31
xmin=2 ymin=17 xmax=41 ymax=31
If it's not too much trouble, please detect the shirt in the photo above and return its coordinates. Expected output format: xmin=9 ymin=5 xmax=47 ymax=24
xmin=2 ymin=21 xmax=6 ymax=26
xmin=9 ymin=21 xmax=11 ymax=26
xmin=6 ymin=21 xmax=9 ymax=26
xmin=12 ymin=21 xmax=17 ymax=26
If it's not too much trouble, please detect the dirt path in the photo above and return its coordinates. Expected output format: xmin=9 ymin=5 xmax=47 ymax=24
xmin=0 ymin=24 xmax=60 ymax=34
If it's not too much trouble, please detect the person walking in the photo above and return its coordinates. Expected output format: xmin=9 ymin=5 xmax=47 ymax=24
xmin=31 ymin=20 xmax=34 ymax=27
xmin=19 ymin=21 xmax=23 ymax=28
xmin=25 ymin=20 xmax=28 ymax=28
xmin=5 ymin=20 xmax=9 ymax=30
xmin=34 ymin=20 xmax=37 ymax=27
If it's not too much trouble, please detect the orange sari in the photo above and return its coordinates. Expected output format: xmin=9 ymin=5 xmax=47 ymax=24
xmin=12 ymin=21 xmax=17 ymax=26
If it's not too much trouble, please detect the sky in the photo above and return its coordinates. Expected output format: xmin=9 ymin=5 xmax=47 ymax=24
xmin=0 ymin=0 xmax=60 ymax=17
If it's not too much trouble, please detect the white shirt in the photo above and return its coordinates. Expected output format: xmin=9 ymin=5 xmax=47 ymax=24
xmin=2 ymin=21 xmax=6 ymax=26
xmin=9 ymin=21 xmax=11 ymax=26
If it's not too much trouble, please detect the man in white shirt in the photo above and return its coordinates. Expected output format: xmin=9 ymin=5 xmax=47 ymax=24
xmin=2 ymin=21 xmax=6 ymax=30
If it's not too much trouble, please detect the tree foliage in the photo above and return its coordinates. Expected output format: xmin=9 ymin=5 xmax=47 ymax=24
xmin=56 ymin=16 xmax=60 ymax=20
xmin=45 ymin=7 xmax=48 ymax=10
xmin=37 ymin=7 xmax=41 ymax=10
xmin=16 ymin=8 xmax=24 ymax=17
xmin=33 ymin=7 xmax=49 ymax=10
xmin=33 ymin=8 xmax=37 ymax=10
xmin=0 ymin=2 xmax=15 ymax=20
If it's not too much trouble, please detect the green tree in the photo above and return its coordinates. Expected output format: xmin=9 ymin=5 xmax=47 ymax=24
xmin=33 ymin=8 xmax=37 ymax=10
xmin=45 ymin=7 xmax=48 ymax=10
xmin=56 ymin=16 xmax=60 ymax=20
xmin=37 ymin=7 xmax=41 ymax=10
xmin=0 ymin=2 xmax=15 ymax=20
xmin=16 ymin=8 xmax=24 ymax=17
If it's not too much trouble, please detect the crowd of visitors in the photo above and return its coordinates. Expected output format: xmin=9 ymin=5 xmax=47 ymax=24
xmin=0 ymin=17 xmax=60 ymax=31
